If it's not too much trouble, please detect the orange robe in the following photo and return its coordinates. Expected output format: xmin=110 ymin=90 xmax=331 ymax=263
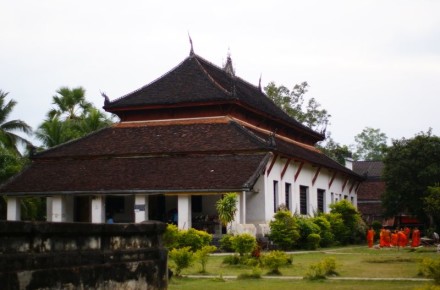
xmin=411 ymin=229 xmax=420 ymax=247
xmin=379 ymin=229 xmax=386 ymax=247
xmin=367 ymin=229 xmax=375 ymax=248
xmin=391 ymin=232 xmax=398 ymax=247
xmin=398 ymin=231 xmax=407 ymax=247
xmin=404 ymin=227 xmax=411 ymax=245
xmin=384 ymin=229 xmax=391 ymax=247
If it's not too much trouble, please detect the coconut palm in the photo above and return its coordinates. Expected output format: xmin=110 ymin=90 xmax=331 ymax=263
xmin=74 ymin=108 xmax=113 ymax=135
xmin=0 ymin=90 xmax=32 ymax=155
xmin=35 ymin=117 xmax=77 ymax=148
xmin=48 ymin=86 xmax=92 ymax=120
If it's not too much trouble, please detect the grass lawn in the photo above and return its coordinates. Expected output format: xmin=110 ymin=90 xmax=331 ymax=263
xmin=173 ymin=245 xmax=439 ymax=279
xmin=169 ymin=278 xmax=430 ymax=290
xmin=168 ymin=246 xmax=440 ymax=289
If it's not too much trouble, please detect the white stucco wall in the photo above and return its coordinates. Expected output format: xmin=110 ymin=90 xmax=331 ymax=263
xmin=247 ymin=154 xmax=359 ymax=224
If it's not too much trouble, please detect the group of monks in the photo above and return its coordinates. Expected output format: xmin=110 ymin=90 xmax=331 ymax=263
xmin=367 ymin=226 xmax=421 ymax=248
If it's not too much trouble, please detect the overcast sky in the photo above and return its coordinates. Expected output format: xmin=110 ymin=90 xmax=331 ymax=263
xmin=1 ymin=0 xmax=440 ymax=147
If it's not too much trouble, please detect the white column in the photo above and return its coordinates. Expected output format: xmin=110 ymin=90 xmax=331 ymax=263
xmin=91 ymin=196 xmax=105 ymax=224
xmin=46 ymin=197 xmax=53 ymax=222
xmin=240 ymin=191 xmax=246 ymax=224
xmin=177 ymin=195 xmax=191 ymax=230
xmin=134 ymin=195 xmax=149 ymax=223
xmin=6 ymin=196 xmax=21 ymax=221
xmin=51 ymin=195 xmax=66 ymax=222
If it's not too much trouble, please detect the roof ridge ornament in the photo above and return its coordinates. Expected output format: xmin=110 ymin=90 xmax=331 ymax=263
xmin=188 ymin=33 xmax=194 ymax=56
xmin=101 ymin=91 xmax=110 ymax=106
xmin=223 ymin=49 xmax=235 ymax=77
xmin=258 ymin=74 xmax=262 ymax=91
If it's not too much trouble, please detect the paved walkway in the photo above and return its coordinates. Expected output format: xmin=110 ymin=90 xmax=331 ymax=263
xmin=184 ymin=274 xmax=433 ymax=282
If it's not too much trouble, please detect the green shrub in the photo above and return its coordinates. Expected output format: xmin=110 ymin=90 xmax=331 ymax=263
xmin=222 ymin=254 xmax=240 ymax=265
xmin=169 ymin=247 xmax=195 ymax=276
xmin=178 ymin=228 xmax=212 ymax=251
xmin=312 ymin=216 xmax=334 ymax=247
xmin=296 ymin=216 xmax=320 ymax=249
xmin=306 ymin=233 xmax=321 ymax=250
xmin=231 ymin=233 xmax=257 ymax=256
xmin=196 ymin=245 xmax=217 ymax=273
xmin=163 ymin=224 xmax=180 ymax=249
xmin=261 ymin=250 xmax=289 ymax=275
xmin=418 ymin=258 xmax=440 ymax=285
xmin=329 ymin=200 xmax=365 ymax=244
xmin=219 ymin=234 xmax=234 ymax=252
xmin=304 ymin=257 xmax=338 ymax=280
xmin=268 ymin=210 xmax=300 ymax=250
xmin=323 ymin=212 xmax=349 ymax=245
xmin=237 ymin=267 xmax=262 ymax=279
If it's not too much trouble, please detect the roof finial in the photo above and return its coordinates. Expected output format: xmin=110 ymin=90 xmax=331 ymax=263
xmin=188 ymin=33 xmax=194 ymax=56
xmin=101 ymin=91 xmax=110 ymax=106
xmin=223 ymin=48 xmax=235 ymax=76
xmin=258 ymin=73 xmax=262 ymax=91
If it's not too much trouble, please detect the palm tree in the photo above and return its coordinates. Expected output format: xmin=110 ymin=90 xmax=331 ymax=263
xmin=0 ymin=90 xmax=32 ymax=155
xmin=48 ymin=86 xmax=92 ymax=120
xmin=74 ymin=108 xmax=113 ymax=135
xmin=216 ymin=193 xmax=238 ymax=233
xmin=35 ymin=117 xmax=77 ymax=148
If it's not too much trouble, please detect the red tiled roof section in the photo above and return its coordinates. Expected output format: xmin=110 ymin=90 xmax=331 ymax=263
xmin=353 ymin=161 xmax=384 ymax=178
xmin=104 ymin=54 xmax=323 ymax=141
xmin=35 ymin=121 xmax=268 ymax=159
xmin=2 ymin=154 xmax=269 ymax=194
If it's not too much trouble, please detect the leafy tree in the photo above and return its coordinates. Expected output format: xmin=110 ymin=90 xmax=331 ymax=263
xmin=352 ymin=127 xmax=387 ymax=161
xmin=264 ymin=82 xmax=330 ymax=133
xmin=268 ymin=210 xmax=300 ymax=250
xmin=424 ymin=186 xmax=440 ymax=232
xmin=382 ymin=130 xmax=440 ymax=224
xmin=48 ymin=86 xmax=92 ymax=120
xmin=0 ymin=90 xmax=32 ymax=155
xmin=36 ymin=87 xmax=113 ymax=148
xmin=329 ymin=200 xmax=366 ymax=244
xmin=216 ymin=193 xmax=238 ymax=232
xmin=318 ymin=135 xmax=352 ymax=165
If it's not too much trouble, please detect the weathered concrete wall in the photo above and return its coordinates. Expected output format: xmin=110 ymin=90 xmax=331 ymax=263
xmin=0 ymin=220 xmax=167 ymax=290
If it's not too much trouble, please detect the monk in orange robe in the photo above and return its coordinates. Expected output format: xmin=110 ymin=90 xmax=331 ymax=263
xmin=367 ymin=227 xmax=375 ymax=248
xmin=397 ymin=229 xmax=407 ymax=248
xmin=379 ymin=228 xmax=386 ymax=247
xmin=404 ymin=227 xmax=411 ymax=245
xmin=411 ymin=228 xmax=420 ymax=247
xmin=384 ymin=229 xmax=391 ymax=247
xmin=391 ymin=230 xmax=398 ymax=247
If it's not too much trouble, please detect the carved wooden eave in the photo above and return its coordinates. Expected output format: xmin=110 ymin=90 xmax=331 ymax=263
xmin=328 ymin=170 xmax=337 ymax=189
xmin=280 ymin=158 xmax=291 ymax=179
xmin=341 ymin=175 xmax=349 ymax=192
xmin=266 ymin=154 xmax=278 ymax=176
xmin=312 ymin=166 xmax=322 ymax=186
xmin=294 ymin=161 xmax=305 ymax=182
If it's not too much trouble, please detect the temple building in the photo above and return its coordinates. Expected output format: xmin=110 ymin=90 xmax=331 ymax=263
xmin=1 ymin=49 xmax=362 ymax=235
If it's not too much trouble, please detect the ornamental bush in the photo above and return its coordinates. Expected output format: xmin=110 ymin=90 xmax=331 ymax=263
xmin=178 ymin=228 xmax=212 ymax=251
xmin=196 ymin=245 xmax=217 ymax=273
xmin=268 ymin=210 xmax=300 ymax=250
xmin=261 ymin=250 xmax=289 ymax=275
xmin=306 ymin=233 xmax=321 ymax=250
xmin=231 ymin=233 xmax=257 ymax=256
xmin=419 ymin=257 xmax=440 ymax=285
xmin=169 ymin=247 xmax=195 ymax=276
xmin=312 ymin=215 xmax=334 ymax=247
xmin=304 ymin=257 xmax=338 ymax=280
xmin=295 ymin=216 xmax=320 ymax=249
xmin=219 ymin=234 xmax=234 ymax=252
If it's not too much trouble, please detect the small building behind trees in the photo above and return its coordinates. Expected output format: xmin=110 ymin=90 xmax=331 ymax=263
xmin=0 ymin=49 xmax=362 ymax=235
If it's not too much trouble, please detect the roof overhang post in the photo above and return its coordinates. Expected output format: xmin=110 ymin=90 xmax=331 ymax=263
xmin=91 ymin=195 xmax=105 ymax=224
xmin=6 ymin=196 xmax=21 ymax=221
xmin=178 ymin=195 xmax=192 ymax=230
xmin=134 ymin=195 xmax=149 ymax=223
xmin=312 ymin=166 xmax=322 ymax=186
xmin=294 ymin=161 xmax=305 ymax=182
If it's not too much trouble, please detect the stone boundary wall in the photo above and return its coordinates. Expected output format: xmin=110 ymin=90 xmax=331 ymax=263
xmin=0 ymin=220 xmax=168 ymax=290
